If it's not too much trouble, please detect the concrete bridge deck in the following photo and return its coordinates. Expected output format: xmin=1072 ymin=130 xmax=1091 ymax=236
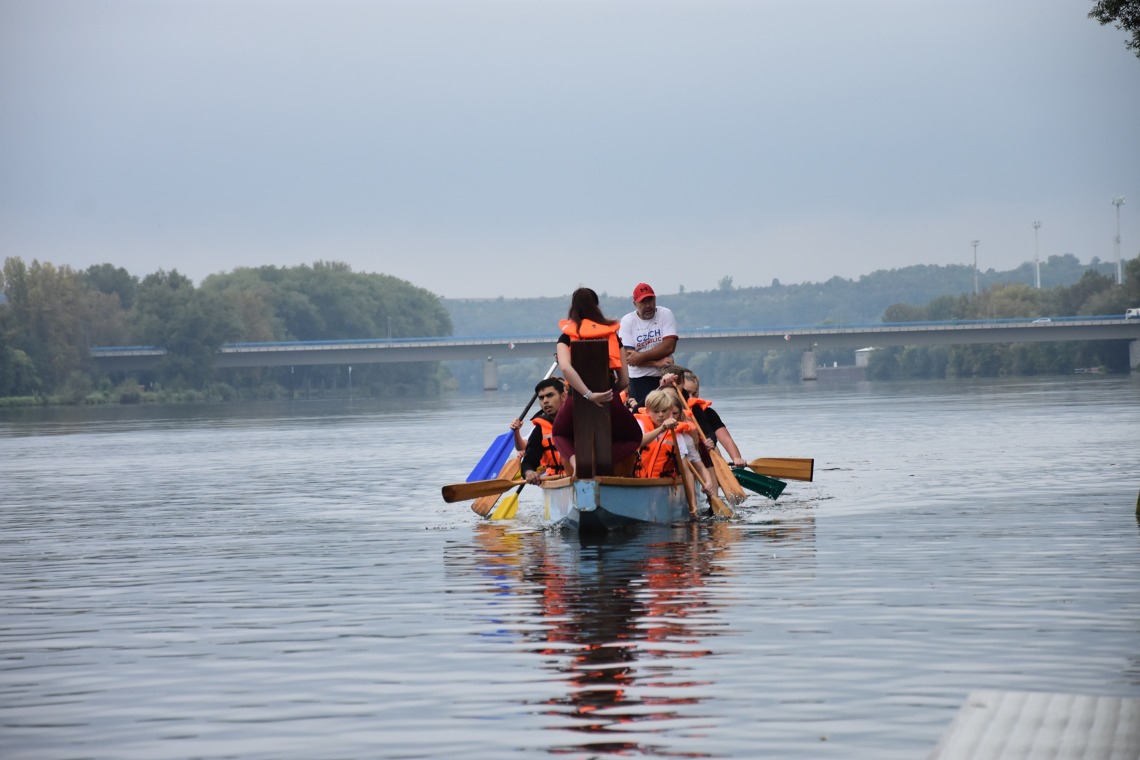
xmin=90 ymin=316 xmax=1140 ymax=373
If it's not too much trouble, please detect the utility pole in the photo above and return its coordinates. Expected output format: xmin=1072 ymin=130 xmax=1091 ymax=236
xmin=1112 ymin=197 xmax=1125 ymax=285
xmin=1033 ymin=221 xmax=1041 ymax=289
xmin=971 ymin=240 xmax=980 ymax=295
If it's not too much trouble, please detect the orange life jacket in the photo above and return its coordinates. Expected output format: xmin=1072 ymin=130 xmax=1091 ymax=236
xmin=633 ymin=412 xmax=679 ymax=478
xmin=634 ymin=409 xmax=695 ymax=436
xmin=531 ymin=416 xmax=565 ymax=477
xmin=686 ymin=396 xmax=712 ymax=412
xmin=558 ymin=319 xmax=623 ymax=371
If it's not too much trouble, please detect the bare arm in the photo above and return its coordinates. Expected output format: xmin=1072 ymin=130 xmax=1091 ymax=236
xmin=626 ymin=336 xmax=678 ymax=367
xmin=615 ymin=342 xmax=630 ymax=392
xmin=640 ymin=417 xmax=677 ymax=447
xmin=510 ymin=418 xmax=526 ymax=451
xmin=557 ymin=342 xmax=612 ymax=407
xmin=681 ymin=432 xmax=717 ymax=498
xmin=715 ymin=427 xmax=745 ymax=467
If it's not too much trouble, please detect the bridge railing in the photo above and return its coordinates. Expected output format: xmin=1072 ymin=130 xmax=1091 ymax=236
xmin=88 ymin=315 xmax=1136 ymax=360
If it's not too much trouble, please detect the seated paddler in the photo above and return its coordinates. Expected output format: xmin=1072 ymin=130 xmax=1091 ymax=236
xmin=516 ymin=376 xmax=568 ymax=485
xmin=633 ymin=388 xmax=716 ymax=505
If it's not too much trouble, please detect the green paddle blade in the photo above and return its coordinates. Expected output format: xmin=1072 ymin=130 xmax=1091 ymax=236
xmin=732 ymin=467 xmax=787 ymax=500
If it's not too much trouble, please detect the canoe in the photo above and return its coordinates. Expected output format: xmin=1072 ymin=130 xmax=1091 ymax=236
xmin=540 ymin=475 xmax=709 ymax=534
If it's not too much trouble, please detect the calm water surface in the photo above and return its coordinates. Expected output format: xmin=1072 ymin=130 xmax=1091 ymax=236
xmin=2 ymin=376 xmax=1139 ymax=759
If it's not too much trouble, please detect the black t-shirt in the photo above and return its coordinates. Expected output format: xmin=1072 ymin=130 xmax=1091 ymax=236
xmin=521 ymin=412 xmax=554 ymax=474
xmin=694 ymin=405 xmax=726 ymax=438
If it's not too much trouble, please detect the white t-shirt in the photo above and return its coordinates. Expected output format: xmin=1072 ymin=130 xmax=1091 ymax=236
xmin=618 ymin=305 xmax=678 ymax=379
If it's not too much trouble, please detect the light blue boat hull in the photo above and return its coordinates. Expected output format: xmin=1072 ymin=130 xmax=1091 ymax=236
xmin=542 ymin=476 xmax=706 ymax=533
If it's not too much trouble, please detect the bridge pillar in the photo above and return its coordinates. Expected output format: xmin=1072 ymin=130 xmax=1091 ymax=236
xmin=483 ymin=357 xmax=499 ymax=390
xmin=1130 ymin=340 xmax=1140 ymax=372
xmin=801 ymin=350 xmax=817 ymax=381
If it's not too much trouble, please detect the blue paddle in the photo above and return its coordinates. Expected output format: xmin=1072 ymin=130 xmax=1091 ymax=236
xmin=466 ymin=361 xmax=558 ymax=482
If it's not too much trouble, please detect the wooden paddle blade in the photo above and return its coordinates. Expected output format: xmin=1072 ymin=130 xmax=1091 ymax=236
xmin=732 ymin=468 xmax=787 ymax=500
xmin=675 ymin=433 xmax=699 ymax=519
xmin=683 ymin=457 xmax=731 ymax=518
xmin=710 ymin=492 xmax=734 ymax=519
xmin=747 ymin=457 xmax=814 ymax=482
xmin=442 ymin=477 xmax=518 ymax=504
xmin=470 ymin=458 xmax=521 ymax=516
xmin=709 ymin=449 xmax=747 ymax=504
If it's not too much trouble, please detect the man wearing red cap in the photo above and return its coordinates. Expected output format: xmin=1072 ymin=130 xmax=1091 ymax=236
xmin=618 ymin=282 xmax=679 ymax=408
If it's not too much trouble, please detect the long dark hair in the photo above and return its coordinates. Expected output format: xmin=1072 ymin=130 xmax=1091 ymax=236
xmin=567 ymin=287 xmax=615 ymax=327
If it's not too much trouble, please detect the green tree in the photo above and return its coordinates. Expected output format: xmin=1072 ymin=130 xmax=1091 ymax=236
xmin=883 ymin=303 xmax=927 ymax=323
xmin=131 ymin=270 xmax=241 ymax=386
xmin=84 ymin=263 xmax=138 ymax=309
xmin=1 ymin=258 xmax=91 ymax=392
xmin=201 ymin=262 xmax=454 ymax=397
xmin=0 ymin=334 xmax=40 ymax=396
xmin=1089 ymin=0 xmax=1140 ymax=58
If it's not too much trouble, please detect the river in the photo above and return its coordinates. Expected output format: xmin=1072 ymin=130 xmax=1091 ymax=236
xmin=2 ymin=375 xmax=1138 ymax=759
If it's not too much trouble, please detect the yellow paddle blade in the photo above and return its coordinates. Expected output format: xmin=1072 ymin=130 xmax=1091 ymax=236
xmin=490 ymin=492 xmax=520 ymax=521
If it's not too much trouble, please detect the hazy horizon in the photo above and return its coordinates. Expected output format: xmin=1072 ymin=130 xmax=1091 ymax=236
xmin=3 ymin=0 xmax=1138 ymax=300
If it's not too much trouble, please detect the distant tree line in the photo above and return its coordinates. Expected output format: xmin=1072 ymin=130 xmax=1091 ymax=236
xmin=864 ymin=263 xmax=1140 ymax=380
xmin=443 ymin=254 xmax=1121 ymax=338
xmin=444 ymin=255 xmax=1139 ymax=390
xmin=2 ymin=254 xmax=1137 ymax=403
xmin=0 ymin=259 xmax=452 ymax=403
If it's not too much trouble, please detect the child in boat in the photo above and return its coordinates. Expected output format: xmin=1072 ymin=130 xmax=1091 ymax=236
xmin=652 ymin=369 xmax=727 ymax=496
xmin=681 ymin=371 xmax=747 ymax=467
xmin=633 ymin=389 xmax=716 ymax=512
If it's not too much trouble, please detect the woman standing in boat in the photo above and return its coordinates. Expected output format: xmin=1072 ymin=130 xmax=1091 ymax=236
xmin=551 ymin=287 xmax=644 ymax=476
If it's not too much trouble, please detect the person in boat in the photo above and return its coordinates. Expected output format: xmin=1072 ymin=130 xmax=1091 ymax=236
xmin=618 ymin=282 xmax=679 ymax=408
xmin=633 ymin=388 xmax=716 ymax=515
xmin=656 ymin=365 xmax=721 ymax=497
xmin=681 ymin=370 xmax=747 ymax=467
xmin=511 ymin=376 xmax=568 ymax=485
xmin=552 ymin=287 xmax=644 ymax=477
xmin=658 ymin=365 xmax=714 ymax=471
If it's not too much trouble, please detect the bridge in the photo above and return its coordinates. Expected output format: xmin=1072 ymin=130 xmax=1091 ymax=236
xmin=91 ymin=316 xmax=1140 ymax=378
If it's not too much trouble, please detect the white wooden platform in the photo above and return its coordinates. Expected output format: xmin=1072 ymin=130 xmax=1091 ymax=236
xmin=928 ymin=690 xmax=1140 ymax=760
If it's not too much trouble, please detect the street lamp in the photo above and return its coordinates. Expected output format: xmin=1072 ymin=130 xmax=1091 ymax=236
xmin=971 ymin=240 xmax=980 ymax=295
xmin=1033 ymin=221 xmax=1041 ymax=289
xmin=1112 ymin=197 xmax=1125 ymax=285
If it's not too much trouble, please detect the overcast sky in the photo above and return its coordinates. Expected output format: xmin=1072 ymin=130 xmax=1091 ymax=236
xmin=2 ymin=0 xmax=1138 ymax=300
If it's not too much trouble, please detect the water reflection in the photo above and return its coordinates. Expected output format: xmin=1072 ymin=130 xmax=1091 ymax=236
xmin=465 ymin=520 xmax=814 ymax=757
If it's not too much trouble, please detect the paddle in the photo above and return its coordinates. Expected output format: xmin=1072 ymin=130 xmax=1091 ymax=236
xmin=666 ymin=385 xmax=744 ymax=508
xmin=747 ymin=457 xmax=814 ymax=482
xmin=442 ymin=477 xmax=523 ymax=503
xmin=490 ymin=483 xmax=525 ymax=521
xmin=466 ymin=361 xmax=558 ymax=482
xmin=732 ymin=467 xmax=787 ymax=500
xmin=471 ymin=456 xmax=521 ymax=517
xmin=672 ymin=429 xmax=700 ymax=519
xmin=686 ymin=402 xmax=748 ymax=504
xmin=709 ymin=447 xmax=747 ymax=504
xmin=686 ymin=459 xmax=734 ymax=519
